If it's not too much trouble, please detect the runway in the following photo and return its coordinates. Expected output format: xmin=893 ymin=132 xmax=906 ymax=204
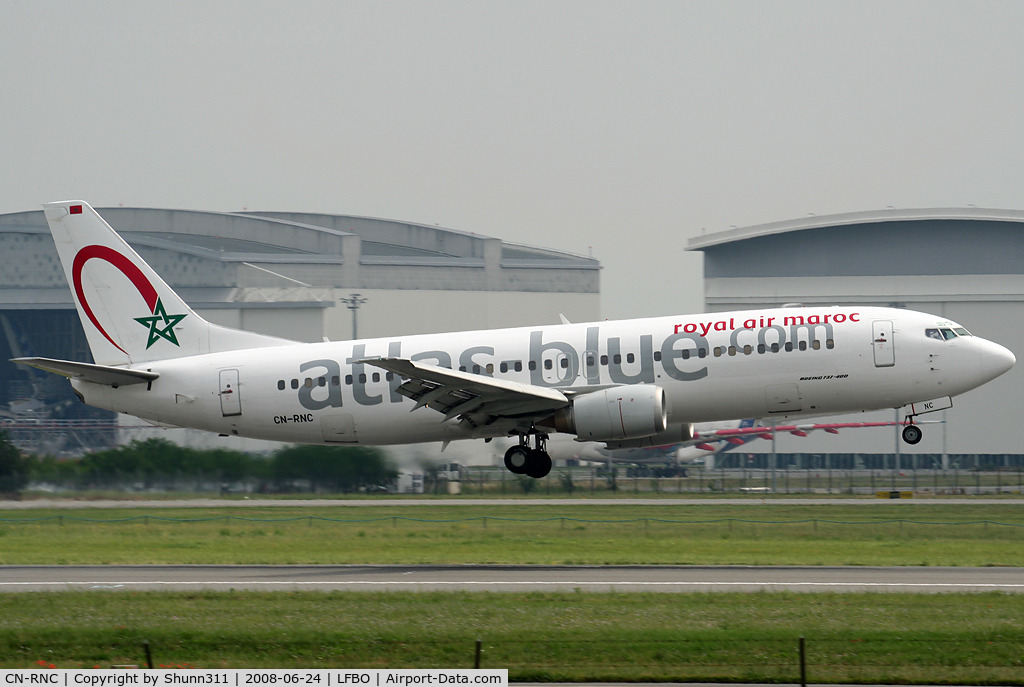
xmin=2 ymin=564 xmax=1022 ymax=593
xmin=2 ymin=497 xmax=1023 ymax=510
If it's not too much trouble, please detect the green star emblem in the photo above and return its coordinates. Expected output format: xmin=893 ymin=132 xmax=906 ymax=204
xmin=134 ymin=298 xmax=187 ymax=349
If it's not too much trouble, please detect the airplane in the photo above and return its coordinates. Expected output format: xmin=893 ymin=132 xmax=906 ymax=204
xmin=13 ymin=201 xmax=1016 ymax=479
xmin=567 ymin=418 xmax=901 ymax=475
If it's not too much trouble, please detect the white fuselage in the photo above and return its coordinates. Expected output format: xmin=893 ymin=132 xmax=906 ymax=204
xmin=72 ymin=306 xmax=1014 ymax=446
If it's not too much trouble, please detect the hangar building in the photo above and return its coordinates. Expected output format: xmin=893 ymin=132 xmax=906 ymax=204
xmin=686 ymin=207 xmax=1023 ymax=468
xmin=0 ymin=207 xmax=599 ymax=452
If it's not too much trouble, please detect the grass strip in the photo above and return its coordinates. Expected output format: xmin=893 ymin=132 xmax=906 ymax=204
xmin=0 ymin=590 xmax=1022 ymax=683
xmin=0 ymin=503 xmax=1023 ymax=566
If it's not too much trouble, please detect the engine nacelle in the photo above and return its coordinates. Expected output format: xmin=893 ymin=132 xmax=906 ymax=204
xmin=603 ymin=423 xmax=695 ymax=450
xmin=552 ymin=385 xmax=668 ymax=441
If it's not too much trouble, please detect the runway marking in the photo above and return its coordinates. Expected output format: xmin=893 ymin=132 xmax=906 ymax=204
xmin=3 ymin=580 xmax=1024 ymax=589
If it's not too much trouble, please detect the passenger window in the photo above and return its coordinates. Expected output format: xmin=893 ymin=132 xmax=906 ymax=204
xmin=486 ymin=363 xmax=494 ymax=374
xmin=770 ymin=343 xmax=779 ymax=353
xmin=291 ymin=379 xmax=299 ymax=389
xmin=304 ymin=378 xmax=312 ymax=388
xmin=681 ymin=349 xmax=690 ymax=360
xmin=698 ymin=348 xmax=707 ymax=358
xmin=318 ymin=377 xmax=326 ymax=387
xmin=728 ymin=346 xmax=736 ymax=356
xmin=331 ymin=376 xmax=340 ymax=386
xmin=559 ymin=358 xmax=568 ymax=369
xmin=359 ymin=373 xmax=367 ymax=383
xmin=500 ymin=362 xmax=508 ymax=373
xmin=613 ymin=354 xmax=622 ymax=364
xmin=784 ymin=342 xmax=793 ymax=352
xmin=544 ymin=359 xmax=553 ymax=370
xmin=812 ymin=340 xmax=821 ymax=350
xmin=277 ymin=380 xmax=285 ymax=390
xmin=473 ymin=365 xmax=481 ymax=374
xmin=626 ymin=353 xmax=635 ymax=364
xmin=529 ymin=361 xmax=537 ymax=371
xmin=514 ymin=361 xmax=523 ymax=372
xmin=713 ymin=347 xmax=722 ymax=357
xmin=345 ymin=375 xmax=353 ymax=385
xmin=600 ymin=355 xmax=609 ymax=365
xmin=386 ymin=372 xmax=394 ymax=382
xmin=925 ymin=328 xmax=942 ymax=340
xmin=653 ymin=351 xmax=662 ymax=361
xmin=826 ymin=339 xmax=835 ymax=349
xmin=459 ymin=366 xmax=467 ymax=372
xmin=372 ymin=372 xmax=380 ymax=383
xmin=799 ymin=341 xmax=807 ymax=351
xmin=743 ymin=345 xmax=752 ymax=355
xmin=757 ymin=344 xmax=765 ymax=354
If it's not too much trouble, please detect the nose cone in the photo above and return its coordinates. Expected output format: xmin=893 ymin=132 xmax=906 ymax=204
xmin=980 ymin=339 xmax=1016 ymax=379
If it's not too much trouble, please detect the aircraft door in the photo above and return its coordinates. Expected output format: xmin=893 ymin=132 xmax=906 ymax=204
xmin=218 ymin=369 xmax=242 ymax=416
xmin=765 ymin=383 xmax=802 ymax=413
xmin=583 ymin=349 xmax=601 ymax=383
xmin=322 ymin=414 xmax=357 ymax=443
xmin=542 ymin=351 xmax=571 ymax=385
xmin=872 ymin=320 xmax=895 ymax=367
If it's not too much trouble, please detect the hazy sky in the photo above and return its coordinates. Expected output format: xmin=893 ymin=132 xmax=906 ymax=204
xmin=3 ymin=1 xmax=1023 ymax=320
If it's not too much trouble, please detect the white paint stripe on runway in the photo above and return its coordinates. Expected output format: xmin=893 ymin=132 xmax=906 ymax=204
xmin=2 ymin=580 xmax=1024 ymax=588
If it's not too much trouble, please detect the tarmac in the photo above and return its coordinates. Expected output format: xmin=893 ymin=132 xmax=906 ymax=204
xmin=2 ymin=563 xmax=1022 ymax=593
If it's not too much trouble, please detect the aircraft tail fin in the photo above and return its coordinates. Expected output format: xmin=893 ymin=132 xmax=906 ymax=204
xmin=43 ymin=200 xmax=293 ymax=366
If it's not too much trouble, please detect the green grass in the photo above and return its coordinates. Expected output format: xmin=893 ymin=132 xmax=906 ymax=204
xmin=1 ymin=590 xmax=1022 ymax=683
xmin=4 ymin=503 xmax=1024 ymax=681
xmin=0 ymin=503 xmax=1022 ymax=566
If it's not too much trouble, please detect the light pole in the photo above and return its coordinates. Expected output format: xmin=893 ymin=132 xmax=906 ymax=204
xmin=340 ymin=293 xmax=368 ymax=340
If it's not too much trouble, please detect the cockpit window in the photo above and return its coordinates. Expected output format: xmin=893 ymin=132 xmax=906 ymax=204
xmin=929 ymin=325 xmax=972 ymax=340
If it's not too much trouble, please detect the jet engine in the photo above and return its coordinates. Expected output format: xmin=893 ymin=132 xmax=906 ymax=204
xmin=603 ymin=423 xmax=695 ymax=449
xmin=550 ymin=385 xmax=668 ymax=441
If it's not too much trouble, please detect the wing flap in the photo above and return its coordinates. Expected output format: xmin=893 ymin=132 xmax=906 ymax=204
xmin=361 ymin=357 xmax=569 ymax=421
xmin=12 ymin=357 xmax=159 ymax=387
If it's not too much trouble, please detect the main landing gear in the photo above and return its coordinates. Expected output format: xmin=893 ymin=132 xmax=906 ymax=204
xmin=503 ymin=433 xmax=553 ymax=479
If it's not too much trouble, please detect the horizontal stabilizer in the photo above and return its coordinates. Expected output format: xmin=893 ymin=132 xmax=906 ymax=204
xmin=12 ymin=357 xmax=159 ymax=387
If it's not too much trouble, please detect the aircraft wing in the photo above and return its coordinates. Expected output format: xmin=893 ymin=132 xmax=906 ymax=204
xmin=361 ymin=357 xmax=570 ymax=422
xmin=12 ymin=357 xmax=159 ymax=387
xmin=689 ymin=421 xmax=898 ymax=451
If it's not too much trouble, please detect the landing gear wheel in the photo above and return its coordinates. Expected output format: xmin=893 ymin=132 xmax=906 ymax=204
xmin=504 ymin=445 xmax=530 ymax=474
xmin=902 ymin=424 xmax=923 ymax=445
xmin=524 ymin=450 xmax=553 ymax=479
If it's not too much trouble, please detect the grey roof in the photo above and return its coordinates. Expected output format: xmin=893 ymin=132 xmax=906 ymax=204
xmin=0 ymin=207 xmax=599 ymax=301
xmin=1 ymin=207 xmax=597 ymax=265
xmin=687 ymin=207 xmax=1024 ymax=251
xmin=685 ymin=207 xmax=1024 ymax=279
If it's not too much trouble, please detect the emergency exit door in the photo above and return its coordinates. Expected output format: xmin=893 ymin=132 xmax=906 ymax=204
xmin=219 ymin=369 xmax=242 ymax=416
xmin=872 ymin=320 xmax=895 ymax=367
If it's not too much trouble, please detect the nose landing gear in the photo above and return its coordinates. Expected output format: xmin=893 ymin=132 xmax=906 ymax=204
xmin=503 ymin=432 xmax=553 ymax=478
xmin=901 ymin=423 xmax=922 ymax=445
